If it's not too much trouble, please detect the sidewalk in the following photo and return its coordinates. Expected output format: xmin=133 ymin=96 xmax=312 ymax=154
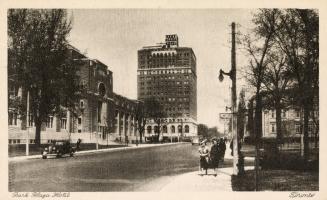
xmin=160 ymin=166 xmax=254 ymax=192
xmin=9 ymin=142 xmax=188 ymax=162
xmin=160 ymin=142 xmax=254 ymax=192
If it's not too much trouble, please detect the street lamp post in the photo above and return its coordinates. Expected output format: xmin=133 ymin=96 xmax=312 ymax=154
xmin=219 ymin=22 xmax=239 ymax=175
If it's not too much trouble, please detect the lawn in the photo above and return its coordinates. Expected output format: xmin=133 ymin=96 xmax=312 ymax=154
xmin=231 ymin=169 xmax=319 ymax=191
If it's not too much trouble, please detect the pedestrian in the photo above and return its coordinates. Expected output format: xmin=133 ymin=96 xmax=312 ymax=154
xmin=219 ymin=138 xmax=226 ymax=163
xmin=198 ymin=139 xmax=209 ymax=175
xmin=76 ymin=138 xmax=82 ymax=151
xmin=210 ymin=138 xmax=220 ymax=176
xmin=125 ymin=136 xmax=129 ymax=146
xmin=230 ymin=138 xmax=233 ymax=156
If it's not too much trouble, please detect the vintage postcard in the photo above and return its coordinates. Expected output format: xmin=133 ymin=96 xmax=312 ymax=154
xmin=1 ymin=0 xmax=326 ymax=199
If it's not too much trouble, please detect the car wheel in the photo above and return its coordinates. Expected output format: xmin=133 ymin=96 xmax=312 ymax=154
xmin=42 ymin=155 xmax=47 ymax=159
xmin=70 ymin=152 xmax=74 ymax=157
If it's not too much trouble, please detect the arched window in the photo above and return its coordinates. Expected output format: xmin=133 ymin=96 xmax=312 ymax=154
xmin=147 ymin=126 xmax=152 ymax=134
xmin=185 ymin=125 xmax=189 ymax=133
xmin=178 ymin=125 xmax=182 ymax=133
xmin=154 ymin=126 xmax=159 ymax=133
xmin=98 ymin=82 xmax=106 ymax=97
xmin=171 ymin=125 xmax=175 ymax=133
xmin=163 ymin=125 xmax=167 ymax=133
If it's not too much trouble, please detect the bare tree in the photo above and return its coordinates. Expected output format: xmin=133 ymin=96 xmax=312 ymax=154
xmin=242 ymin=9 xmax=279 ymax=141
xmin=242 ymin=9 xmax=279 ymax=190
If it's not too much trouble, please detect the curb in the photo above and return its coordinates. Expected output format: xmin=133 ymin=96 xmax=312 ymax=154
xmin=9 ymin=142 xmax=189 ymax=162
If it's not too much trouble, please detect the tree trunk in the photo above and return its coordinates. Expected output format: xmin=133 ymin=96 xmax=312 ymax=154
xmin=157 ymin=122 xmax=161 ymax=143
xmin=303 ymin=104 xmax=310 ymax=161
xmin=255 ymin=94 xmax=263 ymax=140
xmin=275 ymin=101 xmax=282 ymax=159
xmin=275 ymin=103 xmax=282 ymax=143
xmin=35 ymin=117 xmax=42 ymax=146
xmin=139 ymin=129 xmax=143 ymax=143
xmin=254 ymin=92 xmax=262 ymax=191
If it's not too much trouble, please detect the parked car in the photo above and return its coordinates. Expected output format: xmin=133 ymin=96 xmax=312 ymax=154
xmin=182 ymin=137 xmax=192 ymax=143
xmin=191 ymin=136 xmax=200 ymax=145
xmin=42 ymin=140 xmax=76 ymax=159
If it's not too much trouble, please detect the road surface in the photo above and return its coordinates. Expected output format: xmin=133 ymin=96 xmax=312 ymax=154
xmin=10 ymin=143 xmax=236 ymax=191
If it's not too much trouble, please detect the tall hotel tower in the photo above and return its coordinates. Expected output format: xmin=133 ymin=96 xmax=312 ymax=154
xmin=137 ymin=35 xmax=197 ymax=140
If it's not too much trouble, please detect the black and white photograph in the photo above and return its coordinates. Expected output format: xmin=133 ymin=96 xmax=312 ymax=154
xmin=3 ymin=1 xmax=325 ymax=198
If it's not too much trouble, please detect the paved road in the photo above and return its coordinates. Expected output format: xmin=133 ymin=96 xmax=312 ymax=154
xmin=10 ymin=143 xmax=235 ymax=191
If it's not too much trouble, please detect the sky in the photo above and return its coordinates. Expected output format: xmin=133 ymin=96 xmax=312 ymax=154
xmin=67 ymin=9 xmax=256 ymax=129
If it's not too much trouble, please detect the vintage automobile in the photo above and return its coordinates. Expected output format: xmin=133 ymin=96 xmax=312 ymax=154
xmin=42 ymin=140 xmax=76 ymax=159
xmin=191 ymin=136 xmax=200 ymax=145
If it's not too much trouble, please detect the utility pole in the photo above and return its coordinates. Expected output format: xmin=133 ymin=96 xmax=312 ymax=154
xmin=219 ymin=22 xmax=238 ymax=175
xmin=231 ymin=22 xmax=238 ymax=176
xmin=96 ymin=105 xmax=99 ymax=150
xmin=26 ymin=91 xmax=30 ymax=156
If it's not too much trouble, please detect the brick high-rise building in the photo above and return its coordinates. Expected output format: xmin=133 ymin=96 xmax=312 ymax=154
xmin=137 ymin=34 xmax=197 ymax=140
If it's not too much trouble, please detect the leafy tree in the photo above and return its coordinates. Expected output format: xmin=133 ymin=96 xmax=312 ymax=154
xmin=8 ymin=9 xmax=79 ymax=146
xmin=143 ymin=97 xmax=165 ymax=142
xmin=197 ymin=124 xmax=209 ymax=138
xmin=261 ymin=50 xmax=292 ymax=144
xmin=273 ymin=9 xmax=319 ymax=160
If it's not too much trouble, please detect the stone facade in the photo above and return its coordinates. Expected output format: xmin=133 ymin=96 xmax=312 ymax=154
xmin=8 ymin=45 xmax=140 ymax=144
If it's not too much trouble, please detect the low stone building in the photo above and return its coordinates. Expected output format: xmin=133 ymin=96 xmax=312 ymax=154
xmin=8 ymin=45 xmax=141 ymax=145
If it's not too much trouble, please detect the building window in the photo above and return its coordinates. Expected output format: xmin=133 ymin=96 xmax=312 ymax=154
xmin=271 ymin=110 xmax=275 ymax=118
xmin=154 ymin=126 xmax=159 ymax=134
xmin=80 ymin=100 xmax=85 ymax=109
xmin=282 ymin=110 xmax=286 ymax=118
xmin=98 ymin=82 xmax=106 ymax=97
xmin=8 ymin=112 xmax=17 ymax=126
xmin=61 ymin=118 xmax=67 ymax=129
xmin=295 ymin=123 xmax=301 ymax=134
xmin=46 ymin=116 xmax=53 ymax=128
xmin=163 ymin=125 xmax=167 ymax=133
xmin=178 ymin=125 xmax=182 ymax=133
xmin=77 ymin=116 xmax=82 ymax=133
xmin=185 ymin=125 xmax=189 ymax=133
xmin=147 ymin=126 xmax=152 ymax=134
xmin=271 ymin=123 xmax=276 ymax=133
xmin=296 ymin=110 xmax=300 ymax=118
xmin=98 ymin=101 xmax=102 ymax=123
xmin=171 ymin=125 xmax=175 ymax=133
xmin=28 ymin=114 xmax=34 ymax=127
